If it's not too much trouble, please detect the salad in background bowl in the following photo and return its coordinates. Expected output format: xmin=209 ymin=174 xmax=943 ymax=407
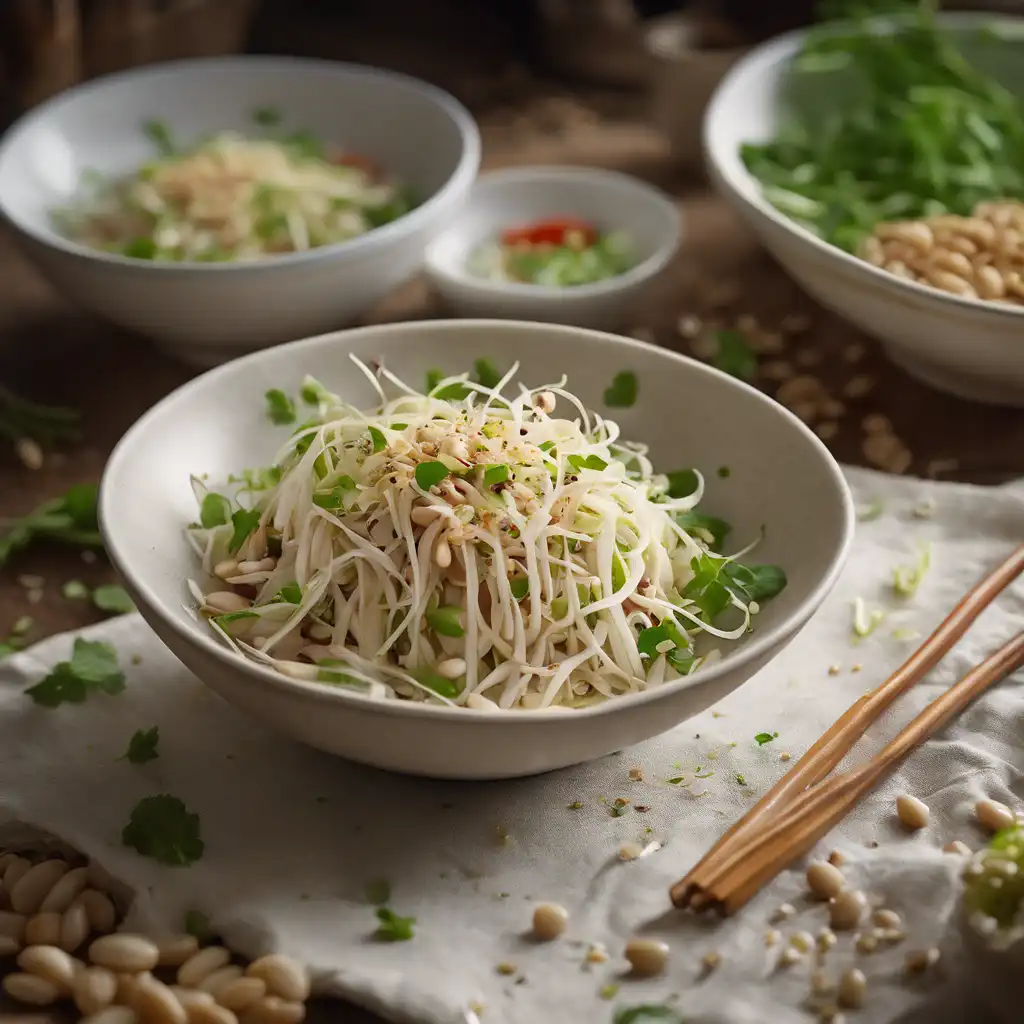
xmin=424 ymin=167 xmax=681 ymax=332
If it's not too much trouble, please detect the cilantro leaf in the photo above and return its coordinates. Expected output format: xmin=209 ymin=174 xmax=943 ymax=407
xmin=425 ymin=368 xmax=445 ymax=392
xmin=93 ymin=584 xmax=135 ymax=615
xmin=713 ymin=330 xmax=757 ymax=381
xmin=474 ymin=359 xmax=502 ymax=389
xmin=433 ymin=382 xmax=471 ymax=401
xmin=665 ymin=469 xmax=699 ymax=499
xmin=675 ymin=510 xmax=731 ymax=550
xmin=26 ymin=638 xmax=125 ymax=707
xmin=142 ymin=119 xmax=175 ymax=156
xmin=721 ymin=563 xmax=787 ymax=603
xmin=0 ymin=484 xmax=103 ymax=566
xmin=637 ymin=624 xmax=670 ymax=660
xmin=228 ymin=508 xmax=262 ymax=554
xmin=604 ymin=371 xmax=638 ymax=408
xmin=374 ymin=906 xmax=415 ymax=942
xmin=614 ymin=1005 xmax=686 ymax=1023
xmin=414 ymin=461 xmax=449 ymax=490
xmin=199 ymin=493 xmax=231 ymax=528
xmin=264 ymin=389 xmax=297 ymax=425
xmin=122 ymin=795 xmax=204 ymax=867
xmin=25 ymin=664 xmax=87 ymax=707
xmin=682 ymin=554 xmax=733 ymax=620
xmin=755 ymin=731 xmax=778 ymax=746
xmin=119 ymin=726 xmax=159 ymax=764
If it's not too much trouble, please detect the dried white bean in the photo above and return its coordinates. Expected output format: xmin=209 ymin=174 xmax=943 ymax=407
xmin=3 ymin=855 xmax=32 ymax=891
xmin=838 ymin=968 xmax=867 ymax=1010
xmin=17 ymin=943 xmax=78 ymax=991
xmin=0 ymin=909 xmax=26 ymax=941
xmin=245 ymin=996 xmax=306 ymax=1024
xmin=896 ymin=794 xmax=930 ymax=831
xmin=531 ymin=903 xmax=569 ymax=941
xmin=25 ymin=911 xmax=62 ymax=946
xmin=213 ymin=560 xmax=240 ymax=579
xmin=806 ymin=861 xmax=845 ymax=900
xmin=874 ymin=909 xmax=903 ymax=930
xmin=10 ymin=859 xmax=68 ymax=913
xmin=133 ymin=974 xmax=188 ymax=1024
xmin=0 ymin=934 xmax=21 ymax=956
xmin=188 ymin=1003 xmax=238 ymax=1024
xmin=829 ymin=889 xmax=868 ymax=931
xmin=198 ymin=965 xmax=245 ymax=996
xmin=61 ymin=900 xmax=91 ymax=952
xmin=79 ymin=888 xmax=117 ymax=933
xmin=436 ymin=657 xmax=467 ymax=680
xmin=178 ymin=945 xmax=232 ymax=988
xmin=116 ymin=972 xmax=147 ymax=1006
xmin=246 ymin=954 xmax=310 ymax=1002
xmin=156 ymin=933 xmax=201 ymax=967
xmin=215 ymin=976 xmax=267 ymax=1012
xmin=3 ymin=970 xmax=62 ymax=1005
xmin=81 ymin=1007 xmax=138 ymax=1024
xmin=169 ymin=986 xmax=215 ymax=1009
xmin=203 ymin=592 xmax=252 ymax=614
xmin=74 ymin=965 xmax=118 ymax=1015
xmin=88 ymin=933 xmax=160 ymax=973
xmin=39 ymin=864 xmax=89 ymax=913
xmin=624 ymin=937 xmax=669 ymax=977
xmin=976 ymin=799 xmax=1016 ymax=833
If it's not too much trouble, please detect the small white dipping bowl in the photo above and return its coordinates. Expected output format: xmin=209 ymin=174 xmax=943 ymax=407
xmin=705 ymin=12 xmax=1024 ymax=406
xmin=423 ymin=167 xmax=682 ymax=331
xmin=99 ymin=319 xmax=854 ymax=780
xmin=0 ymin=57 xmax=480 ymax=368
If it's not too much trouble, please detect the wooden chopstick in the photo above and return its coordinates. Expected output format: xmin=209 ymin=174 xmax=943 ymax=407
xmin=698 ymin=630 xmax=1024 ymax=914
xmin=671 ymin=542 xmax=1024 ymax=911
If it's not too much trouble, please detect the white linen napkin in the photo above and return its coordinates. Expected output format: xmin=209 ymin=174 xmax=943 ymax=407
xmin=1 ymin=467 xmax=1022 ymax=1024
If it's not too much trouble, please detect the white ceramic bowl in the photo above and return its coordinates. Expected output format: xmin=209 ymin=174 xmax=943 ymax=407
xmin=0 ymin=57 xmax=480 ymax=368
xmin=423 ymin=167 xmax=682 ymax=332
xmin=99 ymin=319 xmax=854 ymax=780
xmin=704 ymin=12 xmax=1024 ymax=406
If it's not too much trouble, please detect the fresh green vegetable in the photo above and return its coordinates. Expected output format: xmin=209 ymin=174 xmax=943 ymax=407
xmin=142 ymin=119 xmax=175 ymax=156
xmin=484 ymin=464 xmax=510 ymax=486
xmin=509 ymin=577 xmax=530 ymax=601
xmin=265 ymin=389 xmax=297 ymax=425
xmin=253 ymin=106 xmax=282 ymax=128
xmin=25 ymin=638 xmax=125 ymax=707
xmin=184 ymin=909 xmax=214 ymax=942
xmin=755 ymin=731 xmax=778 ymax=745
xmin=741 ymin=1 xmax=1024 ymax=252
xmin=228 ymin=507 xmax=262 ymax=554
xmin=93 ymin=584 xmax=136 ymax=615
xmin=893 ymin=541 xmax=931 ymax=597
xmin=119 ymin=726 xmax=160 ymax=764
xmin=474 ymin=358 xmax=502 ymax=389
xmin=0 ymin=385 xmax=79 ymax=447
xmin=414 ymin=461 xmax=449 ymax=490
xmin=368 ymin=426 xmax=387 ymax=453
xmin=666 ymin=469 xmax=699 ymax=499
xmin=713 ymin=330 xmax=757 ymax=381
xmin=604 ymin=371 xmax=638 ymax=408
xmin=613 ymin=1004 xmax=686 ymax=1023
xmin=374 ymin=907 xmax=416 ymax=941
xmin=426 ymin=605 xmax=464 ymax=638
xmin=852 ymin=596 xmax=886 ymax=637
xmin=122 ymin=794 xmax=204 ymax=867
xmin=964 ymin=825 xmax=1024 ymax=927
xmin=0 ymin=484 xmax=103 ymax=566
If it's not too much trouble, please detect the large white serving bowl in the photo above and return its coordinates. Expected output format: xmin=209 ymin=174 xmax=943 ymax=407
xmin=704 ymin=12 xmax=1024 ymax=406
xmin=0 ymin=57 xmax=480 ymax=368
xmin=423 ymin=167 xmax=682 ymax=332
xmin=99 ymin=319 xmax=854 ymax=780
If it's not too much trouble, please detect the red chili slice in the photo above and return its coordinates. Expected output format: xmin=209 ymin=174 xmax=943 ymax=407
xmin=500 ymin=217 xmax=598 ymax=248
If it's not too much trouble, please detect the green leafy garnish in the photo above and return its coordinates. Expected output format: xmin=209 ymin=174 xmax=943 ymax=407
xmin=412 ymin=669 xmax=461 ymax=700
xmin=365 ymin=879 xmax=392 ymax=906
xmin=713 ymin=330 xmax=757 ymax=381
xmin=415 ymin=461 xmax=449 ymax=490
xmin=142 ymin=119 xmax=174 ymax=156
xmin=676 ymin=510 xmax=731 ymax=549
xmin=25 ymin=638 xmax=125 ymax=707
xmin=613 ymin=1004 xmax=686 ymax=1023
xmin=721 ymin=563 xmax=787 ymax=603
xmin=425 ymin=368 xmax=445 ymax=392
xmin=265 ymin=389 xmax=297 ymax=425
xmin=754 ymin=731 xmax=778 ymax=746
xmin=666 ymin=469 xmax=699 ymax=499
xmin=253 ymin=106 xmax=282 ymax=127
xmin=637 ymin=624 xmax=672 ymax=660
xmin=374 ymin=906 xmax=416 ymax=942
xmin=893 ymin=542 xmax=931 ymax=598
xmin=0 ymin=483 xmax=103 ymax=566
xmin=300 ymin=377 xmax=328 ymax=405
xmin=0 ymin=384 xmax=79 ymax=448
xmin=315 ymin=659 xmax=363 ymax=687
xmin=122 ymin=794 xmax=204 ymax=867
xmin=122 ymin=237 xmax=157 ymax=259
xmin=228 ymin=508 xmax=262 ymax=554
xmin=852 ymin=596 xmax=885 ymax=638
xmin=199 ymin=493 xmax=231 ymax=528
xmin=62 ymin=579 xmax=89 ymax=600
xmin=509 ymin=577 xmax=530 ymax=601
xmin=484 ymin=464 xmax=510 ymax=486
xmin=426 ymin=605 xmax=464 ymax=638
xmin=93 ymin=584 xmax=135 ymax=615
xmin=368 ymin=426 xmax=387 ymax=453
xmin=604 ymin=371 xmax=638 ymax=408
xmin=119 ymin=726 xmax=159 ymax=764
xmin=474 ymin=358 xmax=502 ymax=388
xmin=567 ymin=454 xmax=608 ymax=473
xmin=433 ymin=382 xmax=471 ymax=401
xmin=276 ymin=583 xmax=303 ymax=604
xmin=184 ymin=909 xmax=213 ymax=942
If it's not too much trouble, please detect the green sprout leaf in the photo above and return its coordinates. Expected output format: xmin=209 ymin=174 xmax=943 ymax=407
xmin=119 ymin=726 xmax=159 ymax=764
xmin=414 ymin=461 xmax=449 ymax=491
xmin=426 ymin=605 xmax=465 ymax=638
xmin=264 ymin=389 xmax=297 ymax=425
xmin=93 ymin=584 xmax=135 ymax=615
xmin=603 ymin=371 xmax=638 ymax=408
xmin=122 ymin=794 xmax=204 ymax=867
xmin=25 ymin=638 xmax=125 ymax=707
xmin=374 ymin=906 xmax=416 ymax=942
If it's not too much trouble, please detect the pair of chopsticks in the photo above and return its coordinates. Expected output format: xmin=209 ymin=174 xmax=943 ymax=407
xmin=671 ymin=543 xmax=1024 ymax=916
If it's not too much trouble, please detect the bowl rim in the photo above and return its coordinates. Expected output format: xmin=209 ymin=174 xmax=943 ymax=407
xmin=703 ymin=9 xmax=1024 ymax=322
xmin=0 ymin=55 xmax=481 ymax=275
xmin=99 ymin=318 xmax=856 ymax=723
xmin=423 ymin=166 xmax=683 ymax=300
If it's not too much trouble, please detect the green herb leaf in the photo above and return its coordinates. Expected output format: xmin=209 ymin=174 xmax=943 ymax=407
xmin=426 ymin=605 xmax=464 ymax=638
xmin=315 ymin=659 xmax=363 ymax=688
xmin=603 ymin=371 xmax=638 ymax=408
xmin=26 ymin=638 xmax=125 ymax=707
xmin=0 ymin=484 xmax=102 ymax=566
xmin=713 ymin=330 xmax=757 ymax=380
xmin=93 ymin=584 xmax=135 ymax=615
xmin=614 ymin=1004 xmax=686 ymax=1023
xmin=682 ymin=554 xmax=733 ymax=620
xmin=253 ymin=106 xmax=282 ymax=127
xmin=300 ymin=377 xmax=328 ymax=405
xmin=122 ymin=794 xmax=204 ymax=867
xmin=611 ymin=551 xmax=627 ymax=593
xmin=676 ymin=510 xmax=732 ymax=550
xmin=721 ymin=563 xmax=787 ymax=603
xmin=474 ymin=358 xmax=502 ymax=388
xmin=368 ymin=426 xmax=387 ymax=453
xmin=567 ymin=454 xmax=608 ymax=473
xmin=142 ymin=119 xmax=174 ymax=156
xmin=425 ymin=368 xmax=445 ymax=392
xmin=374 ymin=906 xmax=416 ymax=942
xmin=199 ymin=493 xmax=232 ymax=529
xmin=415 ymin=461 xmax=449 ymax=491
xmin=509 ymin=577 xmax=530 ymax=601
xmin=666 ymin=469 xmax=699 ymax=499
xmin=184 ymin=909 xmax=213 ymax=942
xmin=365 ymin=879 xmax=392 ymax=906
xmin=264 ymin=389 xmax=297 ymax=425
xmin=122 ymin=238 xmax=157 ymax=260
xmin=62 ymin=579 xmax=89 ymax=600
xmin=228 ymin=508 xmax=262 ymax=554
xmin=412 ymin=669 xmax=461 ymax=700
xmin=119 ymin=726 xmax=159 ymax=764
xmin=275 ymin=583 xmax=303 ymax=604
xmin=484 ymin=464 xmax=510 ymax=486
xmin=754 ymin=731 xmax=778 ymax=746
xmin=433 ymin=382 xmax=471 ymax=401
xmin=637 ymin=624 xmax=671 ymax=660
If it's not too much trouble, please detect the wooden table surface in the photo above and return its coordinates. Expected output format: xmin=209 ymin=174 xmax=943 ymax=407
xmin=2 ymin=79 xmax=1023 ymax=1024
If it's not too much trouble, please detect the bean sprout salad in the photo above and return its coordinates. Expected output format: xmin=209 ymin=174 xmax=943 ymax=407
xmin=54 ymin=110 xmax=415 ymax=263
xmin=186 ymin=358 xmax=786 ymax=711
